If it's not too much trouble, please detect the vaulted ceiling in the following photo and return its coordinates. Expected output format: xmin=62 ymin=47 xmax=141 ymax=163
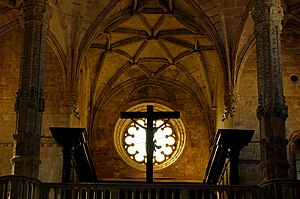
xmin=87 ymin=1 xmax=221 ymax=112
xmin=1 ymin=0 xmax=300 ymax=122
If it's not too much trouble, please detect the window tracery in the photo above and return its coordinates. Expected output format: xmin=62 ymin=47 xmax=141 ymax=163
xmin=114 ymin=103 xmax=186 ymax=170
xmin=124 ymin=119 xmax=177 ymax=165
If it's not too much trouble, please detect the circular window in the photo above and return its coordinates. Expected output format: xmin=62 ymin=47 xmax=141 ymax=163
xmin=114 ymin=103 xmax=185 ymax=170
xmin=124 ymin=118 xmax=177 ymax=165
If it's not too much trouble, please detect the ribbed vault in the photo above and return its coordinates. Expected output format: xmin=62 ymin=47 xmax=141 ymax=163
xmin=87 ymin=0 xmax=221 ymax=121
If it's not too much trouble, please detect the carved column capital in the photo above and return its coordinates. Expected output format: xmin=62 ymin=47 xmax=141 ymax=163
xmin=253 ymin=1 xmax=284 ymax=24
xmin=23 ymin=0 xmax=47 ymax=16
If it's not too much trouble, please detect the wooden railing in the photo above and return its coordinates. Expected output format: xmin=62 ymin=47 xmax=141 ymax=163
xmin=1 ymin=175 xmax=300 ymax=199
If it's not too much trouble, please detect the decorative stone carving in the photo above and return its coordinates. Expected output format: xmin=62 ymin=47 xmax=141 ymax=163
xmin=256 ymin=104 xmax=266 ymax=119
xmin=222 ymin=90 xmax=239 ymax=121
xmin=253 ymin=0 xmax=286 ymax=119
xmin=253 ymin=0 xmax=289 ymax=181
xmin=64 ymin=89 xmax=81 ymax=119
xmin=12 ymin=0 xmax=51 ymax=178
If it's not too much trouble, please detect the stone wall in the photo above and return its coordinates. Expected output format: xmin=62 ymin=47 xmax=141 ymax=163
xmin=0 ymin=28 xmax=22 ymax=142
xmin=281 ymin=30 xmax=300 ymax=178
xmin=233 ymin=48 xmax=261 ymax=185
xmin=0 ymin=28 xmax=23 ymax=176
xmin=281 ymin=30 xmax=300 ymax=138
xmin=42 ymin=46 xmax=69 ymax=137
xmin=39 ymin=43 xmax=69 ymax=182
xmin=91 ymin=83 xmax=210 ymax=182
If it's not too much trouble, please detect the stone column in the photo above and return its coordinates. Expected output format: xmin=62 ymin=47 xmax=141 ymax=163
xmin=12 ymin=0 xmax=50 ymax=178
xmin=253 ymin=0 xmax=289 ymax=181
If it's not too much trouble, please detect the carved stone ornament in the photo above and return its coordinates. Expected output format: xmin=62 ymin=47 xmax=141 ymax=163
xmin=253 ymin=0 xmax=287 ymax=120
xmin=64 ymin=90 xmax=81 ymax=119
xmin=253 ymin=4 xmax=284 ymax=28
xmin=259 ymin=137 xmax=290 ymax=179
xmin=222 ymin=91 xmax=239 ymax=121
xmin=23 ymin=0 xmax=48 ymax=21
xmin=253 ymin=0 xmax=290 ymax=180
xmin=256 ymin=104 xmax=266 ymax=119
xmin=12 ymin=0 xmax=51 ymax=179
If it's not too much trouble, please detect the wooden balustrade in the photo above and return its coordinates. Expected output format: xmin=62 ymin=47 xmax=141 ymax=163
xmin=2 ymin=175 xmax=300 ymax=199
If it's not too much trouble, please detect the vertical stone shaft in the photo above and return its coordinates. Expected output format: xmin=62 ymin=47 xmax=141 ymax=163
xmin=253 ymin=0 xmax=289 ymax=180
xmin=12 ymin=0 xmax=50 ymax=178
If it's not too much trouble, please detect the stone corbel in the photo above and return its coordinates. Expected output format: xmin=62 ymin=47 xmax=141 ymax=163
xmin=222 ymin=91 xmax=239 ymax=121
xmin=64 ymin=90 xmax=81 ymax=119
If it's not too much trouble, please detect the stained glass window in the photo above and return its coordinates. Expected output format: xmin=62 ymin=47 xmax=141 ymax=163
xmin=124 ymin=118 xmax=177 ymax=165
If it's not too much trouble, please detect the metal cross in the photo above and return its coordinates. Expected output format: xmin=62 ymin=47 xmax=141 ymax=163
xmin=120 ymin=105 xmax=180 ymax=183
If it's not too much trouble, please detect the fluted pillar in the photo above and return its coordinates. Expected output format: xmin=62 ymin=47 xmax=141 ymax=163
xmin=253 ymin=0 xmax=289 ymax=181
xmin=12 ymin=0 xmax=50 ymax=178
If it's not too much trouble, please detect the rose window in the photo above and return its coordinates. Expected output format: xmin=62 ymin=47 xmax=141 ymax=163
xmin=124 ymin=119 xmax=176 ymax=165
xmin=114 ymin=103 xmax=186 ymax=170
